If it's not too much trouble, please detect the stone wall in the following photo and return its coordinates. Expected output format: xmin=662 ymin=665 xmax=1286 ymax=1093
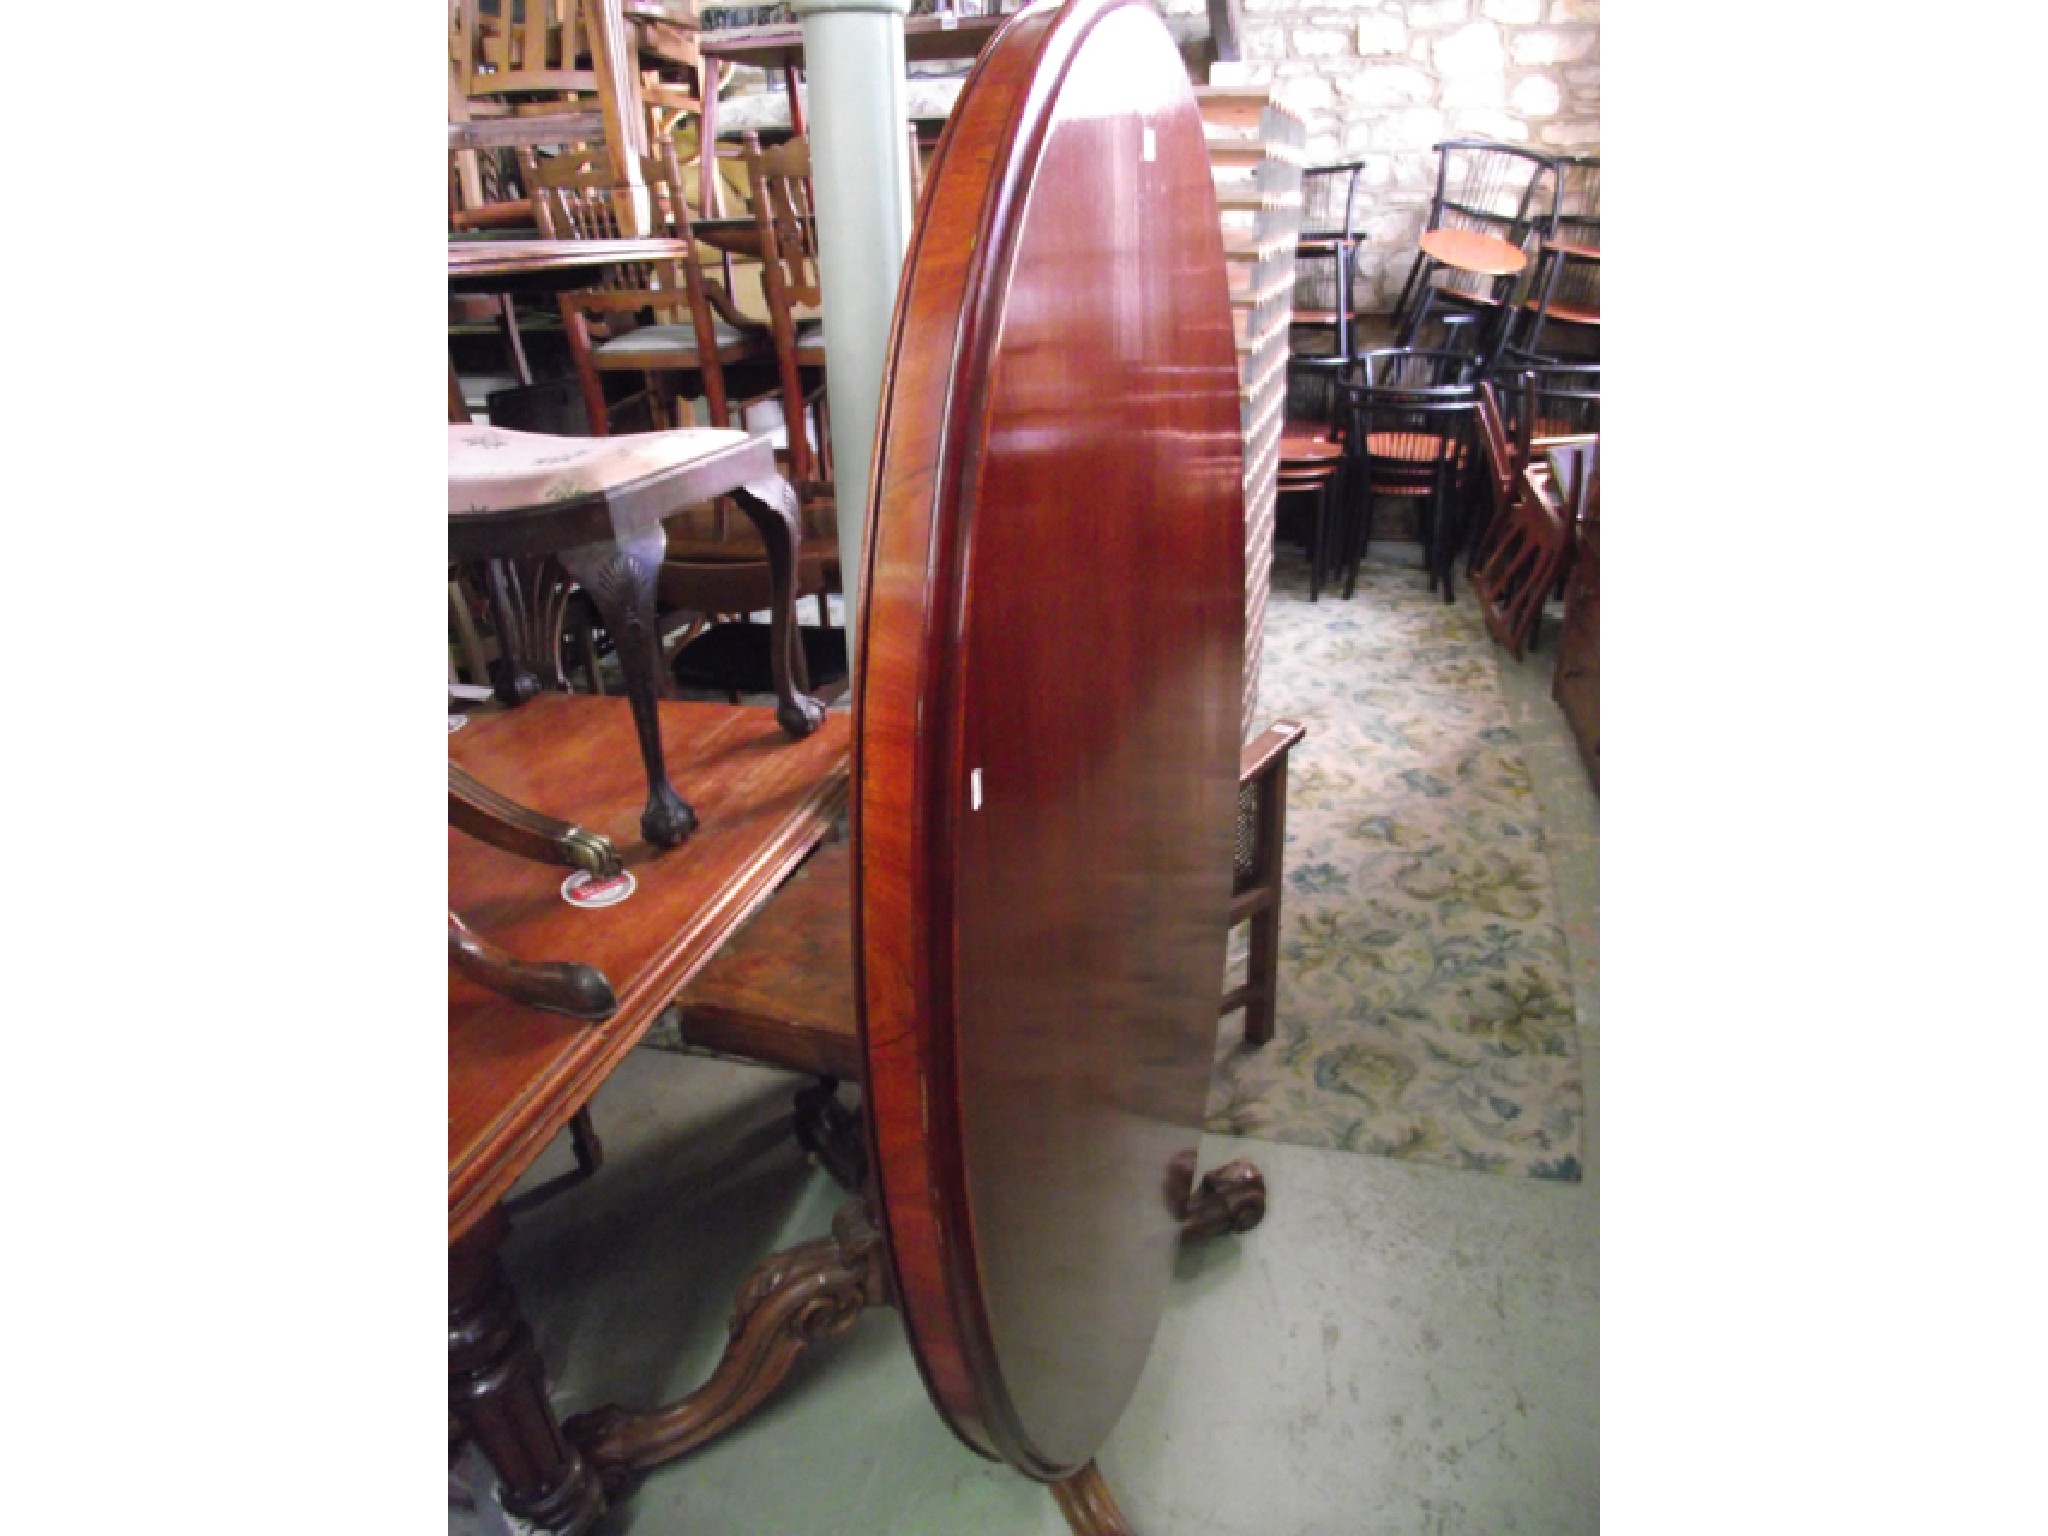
xmin=1203 ymin=0 xmax=1600 ymax=313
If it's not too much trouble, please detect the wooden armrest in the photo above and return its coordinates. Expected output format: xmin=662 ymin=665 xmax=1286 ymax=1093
xmin=1239 ymin=719 xmax=1306 ymax=785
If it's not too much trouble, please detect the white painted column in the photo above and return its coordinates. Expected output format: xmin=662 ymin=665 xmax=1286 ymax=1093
xmin=790 ymin=0 xmax=916 ymax=670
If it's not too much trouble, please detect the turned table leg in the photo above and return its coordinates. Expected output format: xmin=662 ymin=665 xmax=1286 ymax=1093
xmin=449 ymin=1209 xmax=605 ymax=1535
xmin=557 ymin=527 xmax=697 ymax=849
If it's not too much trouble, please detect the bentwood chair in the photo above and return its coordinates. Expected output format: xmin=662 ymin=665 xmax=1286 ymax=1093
xmin=1392 ymin=139 xmax=1558 ymax=356
xmin=1334 ymin=348 xmax=1483 ymax=602
xmin=540 ymin=141 xmax=777 ymax=438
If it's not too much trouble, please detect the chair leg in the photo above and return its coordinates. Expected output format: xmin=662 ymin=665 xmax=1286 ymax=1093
xmin=1391 ymin=251 xmax=1430 ymax=344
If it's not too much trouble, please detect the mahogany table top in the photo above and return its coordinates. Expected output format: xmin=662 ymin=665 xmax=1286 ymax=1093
xmin=449 ymin=694 xmax=849 ymax=1243
xmin=854 ymin=0 xmax=1245 ymax=1483
xmin=1419 ymin=225 xmax=1528 ymax=277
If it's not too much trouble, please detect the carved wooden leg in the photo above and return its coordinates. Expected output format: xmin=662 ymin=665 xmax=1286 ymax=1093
xmin=731 ymin=475 xmax=827 ymax=740
xmin=450 ymin=1210 xmax=607 ymax=1535
xmin=1178 ymin=1159 xmax=1267 ymax=1239
xmin=558 ymin=529 xmax=698 ymax=849
xmin=450 ymin=913 xmax=618 ymax=1021
xmin=450 ymin=763 xmax=623 ymax=877
xmin=1050 ymin=1461 xmax=1135 ymax=1536
xmin=564 ymin=1201 xmax=887 ymax=1490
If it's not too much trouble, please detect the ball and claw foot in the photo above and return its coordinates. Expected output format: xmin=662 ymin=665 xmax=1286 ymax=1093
xmin=639 ymin=783 xmax=700 ymax=849
xmin=776 ymin=691 xmax=829 ymax=741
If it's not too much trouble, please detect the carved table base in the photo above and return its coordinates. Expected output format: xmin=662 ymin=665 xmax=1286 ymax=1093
xmin=564 ymin=1201 xmax=888 ymax=1490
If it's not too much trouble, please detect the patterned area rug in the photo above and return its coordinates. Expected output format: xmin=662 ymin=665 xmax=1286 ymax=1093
xmin=1208 ymin=553 xmax=1584 ymax=1180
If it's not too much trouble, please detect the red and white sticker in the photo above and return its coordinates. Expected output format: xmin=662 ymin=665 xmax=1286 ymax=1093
xmin=561 ymin=869 xmax=636 ymax=908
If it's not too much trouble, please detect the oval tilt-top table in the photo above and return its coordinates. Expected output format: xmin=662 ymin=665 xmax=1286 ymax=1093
xmin=449 ymin=1 xmax=1265 ymax=1529
xmin=854 ymin=0 xmax=1249 ymax=1519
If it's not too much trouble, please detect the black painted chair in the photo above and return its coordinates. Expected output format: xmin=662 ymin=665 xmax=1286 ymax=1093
xmin=1292 ymin=162 xmax=1366 ymax=369
xmin=1391 ymin=139 xmax=1558 ymax=356
xmin=1333 ymin=348 xmax=1483 ymax=602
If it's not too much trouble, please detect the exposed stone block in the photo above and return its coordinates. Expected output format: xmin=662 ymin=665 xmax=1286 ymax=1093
xmin=1481 ymin=0 xmax=1542 ymax=22
xmin=1356 ymin=14 xmax=1408 ymax=54
xmin=1565 ymin=63 xmax=1601 ymax=85
xmin=1538 ymin=119 xmax=1602 ymax=146
xmin=1275 ymin=72 xmax=1337 ymax=112
xmin=1406 ymin=0 xmax=1470 ymax=27
xmin=1447 ymin=109 xmax=1529 ymax=141
xmin=1370 ymin=106 xmax=1450 ymax=150
xmin=1291 ymin=24 xmax=1353 ymax=56
xmin=1334 ymin=63 xmax=1436 ymax=106
xmin=1245 ymin=22 xmax=1288 ymax=58
xmin=1510 ymin=28 xmax=1597 ymax=65
xmin=1509 ymin=74 xmax=1561 ymax=115
xmin=1550 ymin=0 xmax=1598 ymax=17
xmin=1434 ymin=20 xmax=1505 ymax=75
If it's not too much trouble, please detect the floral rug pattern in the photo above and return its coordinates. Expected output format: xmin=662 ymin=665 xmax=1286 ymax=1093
xmin=1209 ymin=555 xmax=1584 ymax=1180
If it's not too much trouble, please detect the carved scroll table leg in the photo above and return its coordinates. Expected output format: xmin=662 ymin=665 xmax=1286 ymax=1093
xmin=450 ymin=913 xmax=618 ymax=1021
xmin=558 ymin=528 xmax=698 ymax=848
xmin=731 ymin=475 xmax=827 ymax=740
xmin=1051 ymin=1461 xmax=1135 ymax=1536
xmin=564 ymin=1201 xmax=886 ymax=1490
xmin=450 ymin=763 xmax=623 ymax=877
xmin=1178 ymin=1159 xmax=1267 ymax=1240
xmin=450 ymin=1209 xmax=606 ymax=1535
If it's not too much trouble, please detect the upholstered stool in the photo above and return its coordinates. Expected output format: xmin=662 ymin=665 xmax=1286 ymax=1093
xmin=448 ymin=423 xmax=825 ymax=849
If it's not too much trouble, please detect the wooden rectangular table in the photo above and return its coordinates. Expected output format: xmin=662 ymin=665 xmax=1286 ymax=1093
xmin=449 ymin=693 xmax=849 ymax=1532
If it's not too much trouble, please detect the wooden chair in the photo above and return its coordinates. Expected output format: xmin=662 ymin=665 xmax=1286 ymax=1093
xmin=1466 ymin=362 xmax=1597 ymax=573
xmin=1468 ymin=381 xmax=1594 ymax=660
xmin=741 ymin=131 xmax=830 ymax=493
xmin=537 ymin=141 xmax=774 ymax=437
xmin=1333 ymin=347 xmax=1483 ymax=602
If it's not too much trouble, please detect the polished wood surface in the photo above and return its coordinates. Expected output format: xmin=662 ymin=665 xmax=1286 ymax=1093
xmin=671 ymin=837 xmax=861 ymax=1080
xmin=449 ymin=236 xmax=692 ymax=282
xmin=854 ymin=0 xmax=1244 ymax=1483
xmin=449 ymin=694 xmax=850 ymax=1242
xmin=1418 ymin=225 xmax=1528 ymax=278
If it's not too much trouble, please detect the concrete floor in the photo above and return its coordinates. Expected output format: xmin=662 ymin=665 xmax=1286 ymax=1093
xmin=454 ymin=563 xmax=1599 ymax=1536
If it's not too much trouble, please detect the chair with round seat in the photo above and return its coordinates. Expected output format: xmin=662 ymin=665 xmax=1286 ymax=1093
xmin=1391 ymin=139 xmax=1558 ymax=361
xmin=1277 ymin=360 xmax=1349 ymax=601
xmin=1333 ymin=347 xmax=1483 ymax=602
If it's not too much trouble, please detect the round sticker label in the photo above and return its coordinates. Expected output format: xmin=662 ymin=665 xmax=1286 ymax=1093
xmin=562 ymin=869 xmax=636 ymax=909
